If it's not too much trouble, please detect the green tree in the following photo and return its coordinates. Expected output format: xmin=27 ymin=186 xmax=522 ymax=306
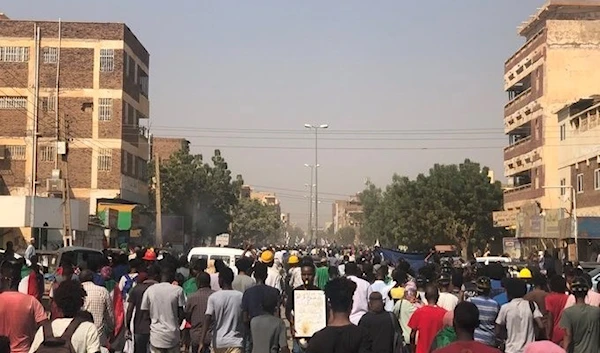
xmin=288 ymin=226 xmax=306 ymax=245
xmin=231 ymin=198 xmax=281 ymax=245
xmin=360 ymin=159 xmax=504 ymax=256
xmin=335 ymin=226 xmax=357 ymax=245
xmin=148 ymin=147 xmax=243 ymax=242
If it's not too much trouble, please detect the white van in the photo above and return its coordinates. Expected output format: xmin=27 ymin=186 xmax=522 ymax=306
xmin=187 ymin=247 xmax=246 ymax=275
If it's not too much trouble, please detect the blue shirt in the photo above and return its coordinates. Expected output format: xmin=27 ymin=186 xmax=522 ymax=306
xmin=468 ymin=295 xmax=500 ymax=346
xmin=493 ymin=292 xmax=508 ymax=306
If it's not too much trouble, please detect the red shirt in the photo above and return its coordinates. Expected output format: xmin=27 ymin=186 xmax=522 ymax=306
xmin=545 ymin=292 xmax=568 ymax=344
xmin=408 ymin=305 xmax=447 ymax=353
xmin=433 ymin=341 xmax=502 ymax=353
xmin=0 ymin=291 xmax=47 ymax=353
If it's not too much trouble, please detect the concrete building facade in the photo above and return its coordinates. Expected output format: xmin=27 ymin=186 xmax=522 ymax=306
xmin=332 ymin=196 xmax=363 ymax=234
xmin=0 ymin=16 xmax=150 ymax=245
xmin=503 ymin=1 xmax=600 ymax=215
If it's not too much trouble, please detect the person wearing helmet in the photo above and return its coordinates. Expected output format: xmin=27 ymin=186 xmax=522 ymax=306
xmin=142 ymin=248 xmax=157 ymax=266
xmin=559 ymin=277 xmax=600 ymax=353
xmin=287 ymin=255 xmax=303 ymax=290
xmin=261 ymin=250 xmax=283 ymax=294
xmin=519 ymin=268 xmax=532 ymax=280
xmin=466 ymin=276 xmax=500 ymax=347
xmin=437 ymin=272 xmax=458 ymax=311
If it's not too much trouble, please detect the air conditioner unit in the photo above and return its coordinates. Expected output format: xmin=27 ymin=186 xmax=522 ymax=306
xmin=46 ymin=178 xmax=65 ymax=194
xmin=0 ymin=145 xmax=5 ymax=160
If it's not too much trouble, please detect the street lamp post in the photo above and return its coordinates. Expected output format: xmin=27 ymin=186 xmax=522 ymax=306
xmin=305 ymin=124 xmax=328 ymax=245
xmin=304 ymin=163 xmax=315 ymax=242
xmin=543 ymin=185 xmax=578 ymax=261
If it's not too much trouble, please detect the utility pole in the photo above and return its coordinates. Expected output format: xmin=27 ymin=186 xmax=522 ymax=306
xmin=29 ymin=24 xmax=41 ymax=241
xmin=304 ymin=124 xmax=328 ymax=245
xmin=305 ymin=164 xmax=315 ymax=242
xmin=154 ymin=154 xmax=163 ymax=246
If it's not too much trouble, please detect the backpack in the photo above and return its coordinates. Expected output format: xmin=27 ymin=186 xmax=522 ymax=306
xmin=122 ymin=274 xmax=135 ymax=298
xmin=34 ymin=317 xmax=83 ymax=353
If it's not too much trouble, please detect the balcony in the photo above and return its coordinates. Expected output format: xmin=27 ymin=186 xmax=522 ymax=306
xmin=505 ymin=88 xmax=533 ymax=117
xmin=503 ymin=183 xmax=543 ymax=205
xmin=505 ymin=29 xmax=546 ymax=74
xmin=504 ymin=101 xmax=542 ymax=133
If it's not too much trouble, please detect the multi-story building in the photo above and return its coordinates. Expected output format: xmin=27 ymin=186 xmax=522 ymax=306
xmin=332 ymin=196 xmax=363 ymax=234
xmin=0 ymin=15 xmax=150 ymax=245
xmin=503 ymin=0 xmax=600 ymax=214
xmin=556 ymin=97 xmax=600 ymax=259
xmin=151 ymin=137 xmax=189 ymax=161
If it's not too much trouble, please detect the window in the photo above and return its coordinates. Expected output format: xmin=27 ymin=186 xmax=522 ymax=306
xmin=41 ymin=96 xmax=56 ymax=112
xmin=595 ymin=169 xmax=600 ymax=190
xmin=98 ymin=148 xmax=112 ymax=171
xmin=123 ymin=103 xmax=129 ymax=124
xmin=577 ymin=173 xmax=584 ymax=193
xmin=123 ymin=152 xmax=129 ymax=174
xmin=0 ymin=96 xmax=27 ymax=109
xmin=40 ymin=145 xmax=56 ymax=162
xmin=98 ymin=98 xmax=112 ymax=121
xmin=139 ymin=74 xmax=149 ymax=97
xmin=124 ymin=52 xmax=129 ymax=76
xmin=0 ymin=46 xmax=29 ymax=62
xmin=560 ymin=124 xmax=566 ymax=141
xmin=42 ymin=47 xmax=58 ymax=64
xmin=6 ymin=145 xmax=26 ymax=160
xmin=99 ymin=49 xmax=114 ymax=72
xmin=560 ymin=178 xmax=566 ymax=196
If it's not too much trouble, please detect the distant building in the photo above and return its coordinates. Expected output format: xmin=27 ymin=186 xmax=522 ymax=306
xmin=240 ymin=185 xmax=282 ymax=215
xmin=332 ymin=195 xmax=363 ymax=234
xmin=151 ymin=137 xmax=189 ymax=161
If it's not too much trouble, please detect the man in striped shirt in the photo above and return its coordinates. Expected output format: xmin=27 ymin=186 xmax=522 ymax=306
xmin=467 ymin=276 xmax=500 ymax=347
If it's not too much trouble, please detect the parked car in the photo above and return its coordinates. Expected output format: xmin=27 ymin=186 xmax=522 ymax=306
xmin=187 ymin=247 xmax=247 ymax=275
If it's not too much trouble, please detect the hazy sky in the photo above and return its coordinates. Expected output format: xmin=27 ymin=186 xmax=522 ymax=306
xmin=4 ymin=1 xmax=544 ymax=229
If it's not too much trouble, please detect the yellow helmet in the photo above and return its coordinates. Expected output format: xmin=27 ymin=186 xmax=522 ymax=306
xmin=288 ymin=255 xmax=300 ymax=265
xmin=519 ymin=268 xmax=532 ymax=279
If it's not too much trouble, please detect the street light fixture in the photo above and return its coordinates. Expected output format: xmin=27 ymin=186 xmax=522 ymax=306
xmin=305 ymin=124 xmax=328 ymax=245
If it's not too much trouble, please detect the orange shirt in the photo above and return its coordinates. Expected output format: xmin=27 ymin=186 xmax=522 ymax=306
xmin=0 ymin=291 xmax=47 ymax=353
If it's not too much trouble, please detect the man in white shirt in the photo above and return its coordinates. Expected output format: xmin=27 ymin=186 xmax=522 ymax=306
xmin=345 ymin=262 xmax=372 ymax=324
xmin=437 ymin=272 xmax=459 ymax=311
xmin=140 ymin=268 xmax=186 ymax=353
xmin=262 ymin=250 xmax=283 ymax=293
xmin=495 ymin=278 xmax=544 ymax=353
xmin=370 ymin=265 xmax=395 ymax=312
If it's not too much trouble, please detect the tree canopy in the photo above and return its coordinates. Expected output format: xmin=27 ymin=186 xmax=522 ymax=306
xmin=359 ymin=159 xmax=504 ymax=256
xmin=231 ymin=198 xmax=281 ymax=245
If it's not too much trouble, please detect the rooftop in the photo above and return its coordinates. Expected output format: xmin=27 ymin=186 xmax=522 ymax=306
xmin=518 ymin=0 xmax=600 ymax=36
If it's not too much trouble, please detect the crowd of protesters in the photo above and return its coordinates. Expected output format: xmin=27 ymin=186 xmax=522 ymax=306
xmin=0 ymin=243 xmax=598 ymax=353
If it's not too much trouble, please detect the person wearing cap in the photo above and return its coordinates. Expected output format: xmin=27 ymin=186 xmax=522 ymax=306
xmin=559 ymin=277 xmax=600 ymax=353
xmin=438 ymin=272 xmax=459 ymax=312
xmin=287 ymin=255 xmax=303 ymax=290
xmin=262 ymin=250 xmax=283 ymax=294
xmin=466 ymin=276 xmax=500 ymax=347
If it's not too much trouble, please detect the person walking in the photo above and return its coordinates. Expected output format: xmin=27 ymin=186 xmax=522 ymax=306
xmin=359 ymin=291 xmax=400 ymax=353
xmin=199 ymin=267 xmax=244 ymax=353
xmin=79 ymin=270 xmax=114 ymax=348
xmin=437 ymin=273 xmax=459 ymax=312
xmin=250 ymin=290 xmax=290 ymax=353
xmin=185 ymin=272 xmax=214 ymax=353
xmin=408 ymin=284 xmax=447 ymax=353
xmin=370 ymin=265 xmax=395 ymax=312
xmin=544 ymin=275 xmax=569 ymax=345
xmin=559 ymin=277 xmax=600 ymax=353
xmin=140 ymin=267 xmax=186 ymax=353
xmin=466 ymin=276 xmax=500 ymax=347
xmin=126 ymin=264 xmax=160 ymax=353
xmin=285 ymin=262 xmax=320 ymax=353
xmin=29 ymin=280 xmax=101 ymax=353
xmin=346 ymin=262 xmax=372 ymax=325
xmin=242 ymin=263 xmax=280 ymax=353
xmin=432 ymin=301 xmax=501 ymax=353
xmin=495 ymin=278 xmax=544 ymax=353
xmin=306 ymin=278 xmax=372 ymax=353
xmin=0 ymin=260 xmax=47 ymax=353
xmin=232 ymin=257 xmax=255 ymax=293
